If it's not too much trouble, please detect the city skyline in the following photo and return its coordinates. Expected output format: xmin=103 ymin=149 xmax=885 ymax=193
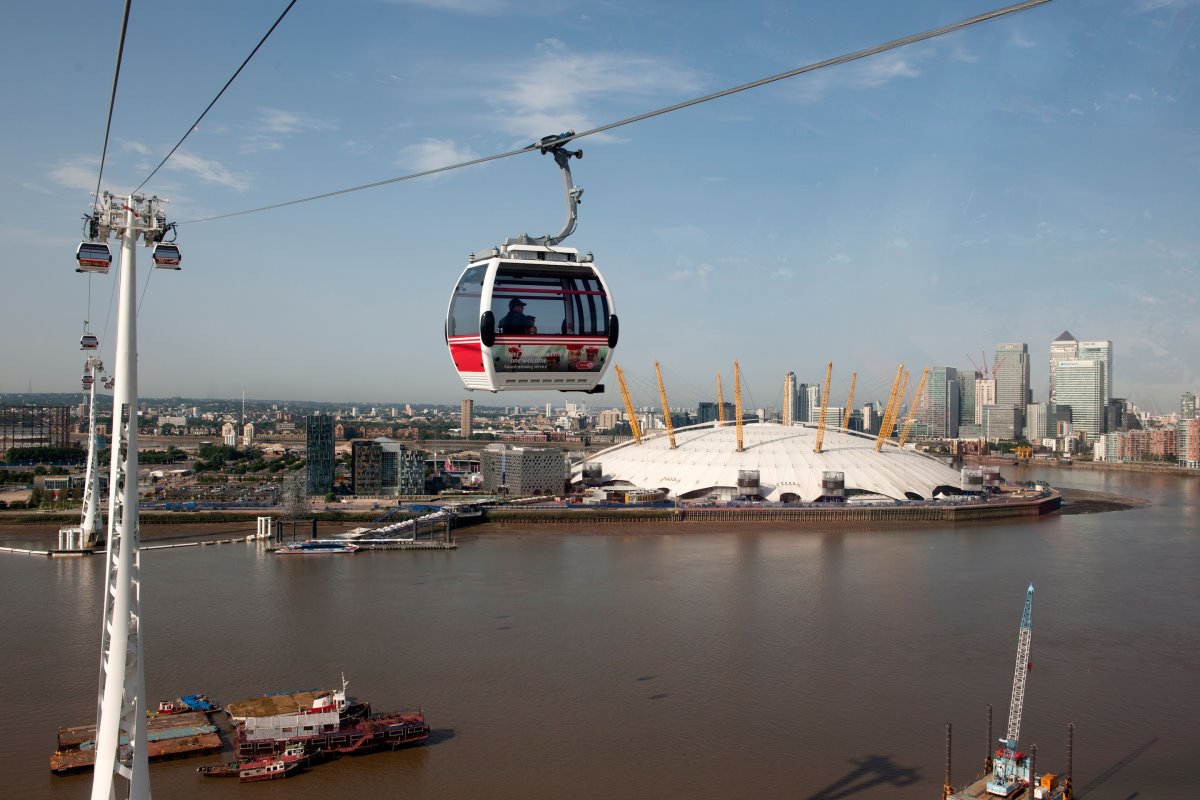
xmin=1 ymin=1 xmax=1196 ymax=410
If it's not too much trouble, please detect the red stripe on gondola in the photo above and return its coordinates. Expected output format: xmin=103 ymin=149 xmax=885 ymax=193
xmin=492 ymin=286 xmax=605 ymax=296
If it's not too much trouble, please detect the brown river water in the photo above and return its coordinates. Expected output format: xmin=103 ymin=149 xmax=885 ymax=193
xmin=1 ymin=465 xmax=1197 ymax=799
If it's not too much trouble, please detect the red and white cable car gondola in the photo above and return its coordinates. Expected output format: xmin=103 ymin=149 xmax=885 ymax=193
xmin=82 ymin=373 xmax=94 ymax=390
xmin=75 ymin=241 xmax=112 ymax=274
xmin=151 ymin=242 xmax=182 ymax=269
xmin=80 ymin=321 xmax=99 ymax=351
xmin=445 ymin=133 xmax=618 ymax=393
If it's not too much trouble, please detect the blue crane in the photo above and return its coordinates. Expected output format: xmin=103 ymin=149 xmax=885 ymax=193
xmin=987 ymin=583 xmax=1035 ymax=797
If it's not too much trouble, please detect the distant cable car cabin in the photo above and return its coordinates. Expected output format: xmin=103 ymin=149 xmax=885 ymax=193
xmin=76 ymin=242 xmax=112 ymax=274
xmin=446 ymin=241 xmax=617 ymax=392
xmin=444 ymin=130 xmax=618 ymax=393
xmin=80 ymin=334 xmax=99 ymax=350
xmin=82 ymin=374 xmax=94 ymax=390
xmin=151 ymin=242 xmax=182 ymax=269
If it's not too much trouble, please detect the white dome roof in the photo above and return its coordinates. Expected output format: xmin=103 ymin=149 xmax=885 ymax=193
xmin=578 ymin=421 xmax=961 ymax=502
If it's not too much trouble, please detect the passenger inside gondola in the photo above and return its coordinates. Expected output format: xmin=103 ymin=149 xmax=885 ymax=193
xmin=499 ymin=298 xmax=534 ymax=334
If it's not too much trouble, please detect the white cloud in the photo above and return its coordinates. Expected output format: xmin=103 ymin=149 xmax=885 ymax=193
xmin=783 ymin=51 xmax=924 ymax=103
xmin=888 ymin=237 xmax=910 ymax=250
xmin=256 ymin=108 xmax=337 ymax=135
xmin=1008 ymin=32 xmax=1037 ymax=49
xmin=241 ymin=108 xmax=336 ymax=153
xmin=483 ymin=40 xmax=706 ymax=140
xmin=21 ymin=181 xmax=55 ymax=196
xmin=163 ymin=150 xmax=250 ymax=191
xmin=667 ymin=262 xmax=714 ymax=289
xmin=1128 ymin=93 xmax=1143 ymax=101
xmin=950 ymin=46 xmax=979 ymax=64
xmin=829 ymin=252 xmax=851 ymax=264
xmin=1134 ymin=0 xmax=1200 ymax=12
xmin=383 ymin=0 xmax=510 ymax=12
xmin=120 ymin=140 xmax=151 ymax=156
xmin=397 ymin=138 xmax=481 ymax=172
xmin=49 ymin=156 xmax=101 ymax=191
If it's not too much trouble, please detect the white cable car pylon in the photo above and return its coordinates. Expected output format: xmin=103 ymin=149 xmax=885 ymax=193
xmin=77 ymin=191 xmax=179 ymax=800
xmin=987 ymin=583 xmax=1035 ymax=797
xmin=446 ymin=131 xmax=618 ymax=393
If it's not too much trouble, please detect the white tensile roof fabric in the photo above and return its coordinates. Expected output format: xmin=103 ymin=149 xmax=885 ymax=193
xmin=579 ymin=422 xmax=961 ymax=502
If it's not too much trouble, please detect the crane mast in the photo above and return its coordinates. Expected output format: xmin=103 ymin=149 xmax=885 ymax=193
xmin=987 ymin=583 xmax=1035 ymax=797
xmin=717 ymin=373 xmax=726 ymax=424
xmin=842 ymin=372 xmax=857 ymax=430
xmin=814 ymin=361 xmax=832 ymax=453
xmin=614 ymin=365 xmax=641 ymax=445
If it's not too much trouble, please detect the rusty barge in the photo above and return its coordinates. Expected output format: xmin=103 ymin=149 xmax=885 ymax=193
xmin=51 ymin=710 xmax=221 ymax=775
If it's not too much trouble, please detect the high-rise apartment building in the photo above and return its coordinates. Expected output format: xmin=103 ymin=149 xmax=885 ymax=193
xmin=1054 ymin=360 xmax=1104 ymax=440
xmin=305 ymin=413 xmax=336 ymax=496
xmin=975 ymin=378 xmax=996 ymax=426
xmin=1181 ymin=392 xmax=1196 ymax=420
xmin=921 ymin=367 xmax=959 ymax=438
xmin=805 ymin=384 xmax=821 ymax=422
xmin=1025 ymin=402 xmax=1049 ymax=442
xmin=461 ymin=399 xmax=474 ymax=438
xmin=1049 ymin=331 xmax=1078 ymax=405
xmin=351 ymin=437 xmax=424 ymax=496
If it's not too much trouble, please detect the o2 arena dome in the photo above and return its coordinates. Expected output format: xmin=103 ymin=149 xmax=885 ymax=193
xmin=575 ymin=421 xmax=964 ymax=503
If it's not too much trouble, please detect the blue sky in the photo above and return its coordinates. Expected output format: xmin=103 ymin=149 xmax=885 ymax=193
xmin=1 ymin=0 xmax=1196 ymax=413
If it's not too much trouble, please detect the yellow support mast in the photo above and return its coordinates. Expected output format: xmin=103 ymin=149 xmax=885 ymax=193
xmin=717 ymin=373 xmax=726 ymax=425
xmin=655 ymin=362 xmax=677 ymax=449
xmin=614 ymin=365 xmax=641 ymax=445
xmin=814 ymin=361 xmax=833 ymax=453
xmin=882 ymin=369 xmax=911 ymax=444
xmin=897 ymin=367 xmax=929 ymax=449
xmin=874 ymin=364 xmax=905 ymax=452
xmin=734 ymin=360 xmax=744 ymax=453
xmin=842 ymin=372 xmax=857 ymax=429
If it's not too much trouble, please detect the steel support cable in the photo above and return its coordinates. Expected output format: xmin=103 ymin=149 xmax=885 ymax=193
xmin=179 ymin=0 xmax=1050 ymax=226
xmin=94 ymin=0 xmax=133 ymax=202
xmin=134 ymin=0 xmax=300 ymax=194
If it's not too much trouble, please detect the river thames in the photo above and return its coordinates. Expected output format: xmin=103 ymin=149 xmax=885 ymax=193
xmin=2 ymin=465 xmax=1196 ymax=799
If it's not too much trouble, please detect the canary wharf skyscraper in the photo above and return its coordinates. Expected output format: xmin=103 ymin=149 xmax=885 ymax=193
xmin=1049 ymin=330 xmax=1078 ymax=405
xmin=994 ymin=343 xmax=1030 ymax=425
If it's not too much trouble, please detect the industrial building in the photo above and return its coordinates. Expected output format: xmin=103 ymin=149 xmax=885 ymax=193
xmin=0 ymin=405 xmax=71 ymax=455
xmin=574 ymin=421 xmax=963 ymax=502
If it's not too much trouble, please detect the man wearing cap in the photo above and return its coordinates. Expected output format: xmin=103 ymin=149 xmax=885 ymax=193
xmin=499 ymin=298 xmax=535 ymax=335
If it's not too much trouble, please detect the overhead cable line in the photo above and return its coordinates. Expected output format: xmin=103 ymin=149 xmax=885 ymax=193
xmin=94 ymin=0 xmax=133 ymax=202
xmin=134 ymin=0 xmax=300 ymax=194
xmin=181 ymin=0 xmax=1051 ymax=226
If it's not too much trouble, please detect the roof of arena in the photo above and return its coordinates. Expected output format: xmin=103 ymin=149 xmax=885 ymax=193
xmin=574 ymin=421 xmax=963 ymax=502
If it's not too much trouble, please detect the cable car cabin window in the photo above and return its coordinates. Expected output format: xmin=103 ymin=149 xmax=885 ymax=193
xmin=491 ymin=264 xmax=608 ymax=337
xmin=448 ymin=265 xmax=486 ymax=337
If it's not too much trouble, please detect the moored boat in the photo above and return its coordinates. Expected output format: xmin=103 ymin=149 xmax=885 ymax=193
xmin=274 ymin=539 xmax=360 ymax=554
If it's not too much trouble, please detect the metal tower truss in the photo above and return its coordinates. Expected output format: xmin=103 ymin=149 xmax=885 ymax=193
xmin=87 ymin=193 xmax=173 ymax=800
xmin=78 ymin=357 xmax=105 ymax=547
